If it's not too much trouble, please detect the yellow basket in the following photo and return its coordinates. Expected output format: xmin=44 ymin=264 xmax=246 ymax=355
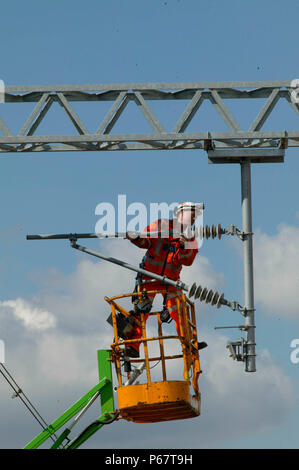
xmin=105 ymin=290 xmax=202 ymax=423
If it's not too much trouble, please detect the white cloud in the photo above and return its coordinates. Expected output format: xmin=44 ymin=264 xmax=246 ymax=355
xmin=36 ymin=332 xmax=107 ymax=387
xmin=196 ymin=331 xmax=297 ymax=446
xmin=254 ymin=223 xmax=299 ymax=318
xmin=0 ymin=298 xmax=56 ymax=331
xmin=183 ymin=253 xmax=226 ymax=292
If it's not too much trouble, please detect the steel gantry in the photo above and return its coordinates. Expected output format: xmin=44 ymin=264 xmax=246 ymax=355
xmin=0 ymin=80 xmax=299 ymax=153
xmin=1 ymin=80 xmax=299 ymax=373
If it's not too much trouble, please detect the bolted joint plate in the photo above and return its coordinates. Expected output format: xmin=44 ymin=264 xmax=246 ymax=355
xmin=207 ymin=148 xmax=285 ymax=164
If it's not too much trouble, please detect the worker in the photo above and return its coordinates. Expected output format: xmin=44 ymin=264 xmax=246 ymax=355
xmin=125 ymin=202 xmax=207 ymax=358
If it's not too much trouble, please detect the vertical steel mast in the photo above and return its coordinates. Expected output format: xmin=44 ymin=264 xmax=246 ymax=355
xmin=208 ymin=147 xmax=285 ymax=372
xmin=241 ymin=162 xmax=256 ymax=372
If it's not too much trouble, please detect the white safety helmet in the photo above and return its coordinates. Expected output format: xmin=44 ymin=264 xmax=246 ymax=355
xmin=174 ymin=202 xmax=204 ymax=217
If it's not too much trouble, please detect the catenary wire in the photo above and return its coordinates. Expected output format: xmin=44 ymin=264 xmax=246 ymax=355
xmin=0 ymin=363 xmax=59 ymax=445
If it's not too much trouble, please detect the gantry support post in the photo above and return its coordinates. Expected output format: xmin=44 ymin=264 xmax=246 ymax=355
xmin=208 ymin=148 xmax=285 ymax=372
xmin=240 ymin=162 xmax=256 ymax=372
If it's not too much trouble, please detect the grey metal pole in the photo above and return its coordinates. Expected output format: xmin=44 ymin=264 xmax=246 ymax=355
xmin=240 ymin=162 xmax=256 ymax=372
xmin=71 ymin=242 xmax=189 ymax=292
xmin=26 ymin=231 xmax=237 ymax=309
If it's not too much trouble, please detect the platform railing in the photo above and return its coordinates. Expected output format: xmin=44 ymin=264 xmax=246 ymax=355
xmin=104 ymin=290 xmax=201 ymax=396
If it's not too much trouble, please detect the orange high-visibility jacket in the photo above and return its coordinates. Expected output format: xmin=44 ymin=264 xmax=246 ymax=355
xmin=130 ymin=218 xmax=198 ymax=281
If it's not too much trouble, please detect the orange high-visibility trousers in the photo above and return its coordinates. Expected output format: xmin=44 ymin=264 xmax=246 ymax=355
xmin=129 ymin=281 xmax=184 ymax=354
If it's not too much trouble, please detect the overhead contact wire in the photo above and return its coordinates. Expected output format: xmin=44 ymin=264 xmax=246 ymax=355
xmin=0 ymin=363 xmax=59 ymax=444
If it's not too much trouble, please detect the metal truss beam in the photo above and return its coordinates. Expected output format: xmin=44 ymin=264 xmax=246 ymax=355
xmin=0 ymin=80 xmax=298 ymax=153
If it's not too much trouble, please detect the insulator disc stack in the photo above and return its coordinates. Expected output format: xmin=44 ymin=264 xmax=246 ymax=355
xmin=195 ymin=224 xmax=224 ymax=240
xmin=188 ymin=282 xmax=225 ymax=309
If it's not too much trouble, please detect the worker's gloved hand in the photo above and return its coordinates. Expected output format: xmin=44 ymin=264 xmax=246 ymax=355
xmin=126 ymin=230 xmax=139 ymax=241
xmin=179 ymin=234 xmax=193 ymax=247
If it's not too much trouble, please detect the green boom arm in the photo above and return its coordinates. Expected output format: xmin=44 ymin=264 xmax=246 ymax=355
xmin=24 ymin=350 xmax=116 ymax=449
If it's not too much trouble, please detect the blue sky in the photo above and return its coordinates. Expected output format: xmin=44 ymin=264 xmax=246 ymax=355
xmin=0 ymin=0 xmax=299 ymax=450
